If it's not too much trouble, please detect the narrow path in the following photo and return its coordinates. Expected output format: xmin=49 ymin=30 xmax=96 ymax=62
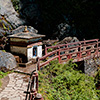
xmin=0 ymin=73 xmax=28 ymax=100
xmin=0 ymin=64 xmax=37 ymax=100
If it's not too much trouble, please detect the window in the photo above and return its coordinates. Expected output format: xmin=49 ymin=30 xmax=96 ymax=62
xmin=33 ymin=47 xmax=37 ymax=57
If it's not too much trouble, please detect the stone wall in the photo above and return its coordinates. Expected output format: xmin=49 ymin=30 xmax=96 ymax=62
xmin=84 ymin=57 xmax=100 ymax=76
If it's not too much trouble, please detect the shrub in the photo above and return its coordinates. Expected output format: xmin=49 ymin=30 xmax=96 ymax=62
xmin=11 ymin=0 xmax=20 ymax=12
xmin=38 ymin=60 xmax=100 ymax=100
xmin=0 ymin=71 xmax=12 ymax=87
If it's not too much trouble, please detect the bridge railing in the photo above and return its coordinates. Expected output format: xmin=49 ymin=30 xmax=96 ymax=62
xmin=25 ymin=71 xmax=39 ymax=100
xmin=45 ymin=39 xmax=99 ymax=55
xmin=37 ymin=49 xmax=59 ymax=70
xmin=37 ymin=39 xmax=99 ymax=70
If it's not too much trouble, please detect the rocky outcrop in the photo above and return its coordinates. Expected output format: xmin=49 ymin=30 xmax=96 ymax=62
xmin=0 ymin=16 xmax=12 ymax=37
xmin=0 ymin=50 xmax=17 ymax=72
xmin=43 ymin=39 xmax=59 ymax=46
xmin=0 ymin=0 xmax=25 ymax=28
xmin=84 ymin=58 xmax=100 ymax=76
xmin=59 ymin=37 xmax=79 ymax=44
xmin=52 ymin=23 xmax=77 ymax=40
xmin=56 ymin=37 xmax=79 ymax=46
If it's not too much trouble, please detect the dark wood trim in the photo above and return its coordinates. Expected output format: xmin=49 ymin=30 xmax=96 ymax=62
xmin=10 ymin=40 xmax=42 ymax=47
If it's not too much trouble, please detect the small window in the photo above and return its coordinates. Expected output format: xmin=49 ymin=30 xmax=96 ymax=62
xmin=33 ymin=47 xmax=37 ymax=57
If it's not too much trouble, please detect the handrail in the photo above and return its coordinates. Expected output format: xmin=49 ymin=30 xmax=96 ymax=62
xmin=39 ymin=39 xmax=100 ymax=69
xmin=39 ymin=47 xmax=99 ymax=70
xmin=45 ymin=39 xmax=99 ymax=55
xmin=40 ymin=49 xmax=59 ymax=60
xmin=25 ymin=70 xmax=38 ymax=100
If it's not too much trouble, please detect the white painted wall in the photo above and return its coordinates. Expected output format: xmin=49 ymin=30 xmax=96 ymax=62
xmin=27 ymin=45 xmax=42 ymax=61
xmin=37 ymin=46 xmax=42 ymax=57
xmin=27 ymin=47 xmax=33 ymax=61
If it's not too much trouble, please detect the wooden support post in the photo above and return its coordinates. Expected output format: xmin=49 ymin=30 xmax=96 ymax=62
xmin=30 ymin=72 xmax=39 ymax=100
xmin=36 ymin=73 xmax=38 ymax=92
xmin=67 ymin=55 xmax=70 ymax=60
xmin=37 ymin=57 xmax=40 ymax=71
xmin=84 ymin=38 xmax=86 ymax=45
xmin=58 ymin=48 xmax=61 ymax=63
xmin=45 ymin=45 xmax=47 ymax=55
xmin=79 ymin=44 xmax=82 ymax=58
xmin=70 ymin=54 xmax=72 ymax=59
xmin=77 ymin=53 xmax=80 ymax=58
xmin=97 ymin=40 xmax=99 ymax=57
xmin=57 ymin=47 xmax=61 ymax=63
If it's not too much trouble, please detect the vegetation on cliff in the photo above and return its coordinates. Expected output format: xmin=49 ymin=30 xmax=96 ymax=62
xmin=0 ymin=71 xmax=9 ymax=87
xmin=38 ymin=60 xmax=100 ymax=100
xmin=11 ymin=0 xmax=20 ymax=12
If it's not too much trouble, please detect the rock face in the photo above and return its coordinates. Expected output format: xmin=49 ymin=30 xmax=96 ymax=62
xmin=59 ymin=37 xmax=79 ymax=44
xmin=0 ymin=0 xmax=25 ymax=28
xmin=56 ymin=37 xmax=79 ymax=46
xmin=0 ymin=50 xmax=17 ymax=71
xmin=0 ymin=16 xmax=12 ymax=37
xmin=53 ymin=23 xmax=77 ymax=40
xmin=84 ymin=58 xmax=100 ymax=76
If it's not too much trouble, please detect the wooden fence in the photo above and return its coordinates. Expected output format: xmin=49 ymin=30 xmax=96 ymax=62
xmin=37 ymin=39 xmax=100 ymax=70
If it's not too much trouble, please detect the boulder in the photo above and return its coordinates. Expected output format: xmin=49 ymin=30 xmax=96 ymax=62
xmin=57 ymin=37 xmax=79 ymax=44
xmin=0 ymin=50 xmax=17 ymax=72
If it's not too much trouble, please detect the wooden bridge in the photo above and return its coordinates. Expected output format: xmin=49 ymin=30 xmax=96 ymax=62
xmin=25 ymin=39 xmax=100 ymax=100
xmin=37 ymin=39 xmax=100 ymax=70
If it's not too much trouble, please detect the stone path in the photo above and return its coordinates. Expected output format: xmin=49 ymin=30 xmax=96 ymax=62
xmin=0 ymin=73 xmax=29 ymax=100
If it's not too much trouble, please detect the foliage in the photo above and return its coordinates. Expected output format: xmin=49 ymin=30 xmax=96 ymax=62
xmin=0 ymin=71 xmax=12 ymax=87
xmin=0 ymin=71 xmax=8 ymax=79
xmin=0 ymin=17 xmax=13 ymax=32
xmin=47 ymin=48 xmax=53 ymax=53
xmin=95 ymin=69 xmax=100 ymax=98
xmin=38 ymin=60 xmax=100 ymax=100
xmin=11 ymin=0 xmax=20 ymax=12
xmin=0 ymin=71 xmax=8 ymax=87
xmin=95 ymin=69 xmax=100 ymax=81
xmin=2 ymin=23 xmax=7 ymax=30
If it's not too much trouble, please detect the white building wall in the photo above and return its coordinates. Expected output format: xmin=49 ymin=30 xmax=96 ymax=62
xmin=37 ymin=46 xmax=42 ymax=57
xmin=27 ymin=45 xmax=42 ymax=61
xmin=27 ymin=47 xmax=33 ymax=61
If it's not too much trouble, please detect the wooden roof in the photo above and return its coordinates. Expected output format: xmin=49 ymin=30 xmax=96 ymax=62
xmin=8 ymin=26 xmax=45 ymax=39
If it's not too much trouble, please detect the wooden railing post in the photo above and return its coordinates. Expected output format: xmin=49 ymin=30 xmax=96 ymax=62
xmin=37 ymin=57 xmax=40 ymax=71
xmin=45 ymin=45 xmax=47 ymax=55
xmin=97 ymin=40 xmax=99 ymax=57
xmin=35 ymin=72 xmax=38 ymax=92
xmin=84 ymin=38 xmax=86 ymax=45
xmin=58 ymin=47 xmax=61 ymax=63
xmin=79 ymin=43 xmax=82 ymax=58
xmin=30 ymin=72 xmax=39 ymax=100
